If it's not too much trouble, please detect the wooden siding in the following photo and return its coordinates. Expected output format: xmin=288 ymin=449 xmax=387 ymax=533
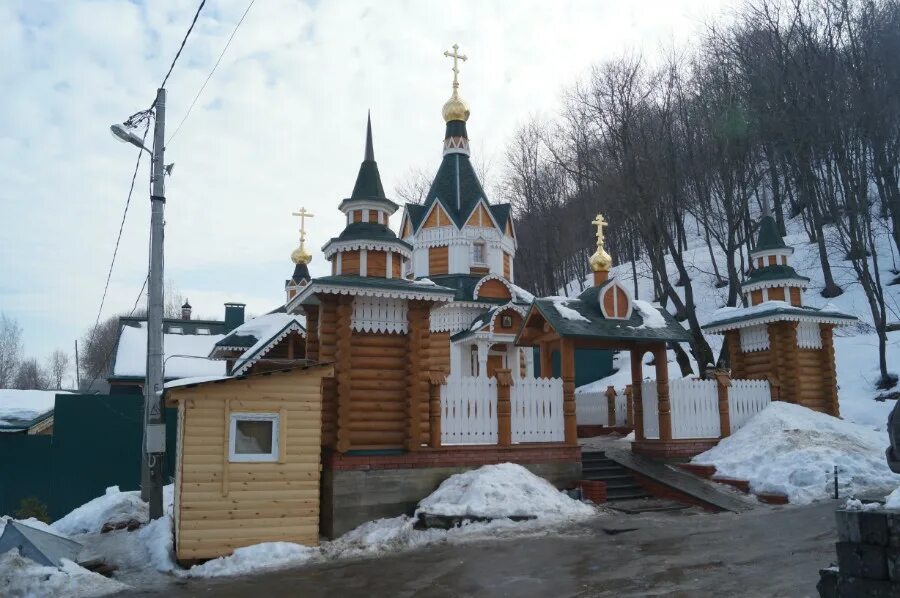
xmin=367 ymin=250 xmax=387 ymax=277
xmin=790 ymin=287 xmax=802 ymax=306
xmin=429 ymin=331 xmax=451 ymax=375
xmin=492 ymin=309 xmax=523 ymax=334
xmin=768 ymin=287 xmax=786 ymax=301
xmin=423 ymin=204 xmax=449 ymax=228
xmin=465 ymin=204 xmax=494 ymax=228
xmin=341 ymin=250 xmax=360 ymax=275
xmin=477 ymin=279 xmax=512 ymax=300
xmin=247 ymin=331 xmax=306 ymax=375
xmin=750 ymin=289 xmax=763 ymax=305
xmin=348 ymin=331 xmax=408 ymax=448
xmin=401 ymin=218 xmax=412 ymax=237
xmin=505 ymin=219 xmax=515 ymax=238
xmin=368 ymin=210 xmax=379 ymax=223
xmin=169 ymin=366 xmax=331 ymax=561
xmin=352 ymin=210 xmax=363 ymax=223
xmin=503 ymin=253 xmax=511 ymax=279
xmin=429 ymin=246 xmax=449 ymax=275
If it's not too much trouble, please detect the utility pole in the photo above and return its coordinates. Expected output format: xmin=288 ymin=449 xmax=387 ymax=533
xmin=142 ymin=87 xmax=167 ymax=520
xmin=74 ymin=340 xmax=80 ymax=390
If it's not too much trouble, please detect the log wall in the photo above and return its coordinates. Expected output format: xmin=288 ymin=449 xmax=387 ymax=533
xmin=429 ymin=331 xmax=451 ymax=375
xmin=341 ymin=251 xmax=361 ymax=275
xmin=170 ymin=366 xmax=331 ymax=562
xmin=348 ymin=331 xmax=408 ymax=449
xmin=304 ymin=306 xmax=319 ymax=362
xmin=367 ymin=250 xmax=387 ymax=277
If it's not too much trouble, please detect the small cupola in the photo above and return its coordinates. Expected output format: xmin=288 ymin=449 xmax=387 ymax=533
xmin=442 ymin=43 xmax=470 ymax=157
xmin=589 ymin=213 xmax=612 ymax=286
xmin=181 ymin=299 xmax=192 ymax=321
xmin=742 ymin=210 xmax=810 ymax=307
xmin=322 ymin=114 xmax=411 ymax=279
xmin=286 ymin=208 xmax=314 ymax=303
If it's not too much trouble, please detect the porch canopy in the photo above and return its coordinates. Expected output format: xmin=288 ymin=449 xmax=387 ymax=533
xmin=515 ymin=283 xmax=691 ymax=443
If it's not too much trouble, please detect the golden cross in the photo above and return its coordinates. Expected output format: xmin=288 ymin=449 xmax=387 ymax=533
xmin=592 ymin=213 xmax=608 ymax=246
xmin=292 ymin=207 xmax=314 ymax=243
xmin=443 ymin=43 xmax=468 ymax=91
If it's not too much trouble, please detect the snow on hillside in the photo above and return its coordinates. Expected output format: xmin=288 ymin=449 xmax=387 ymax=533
xmin=569 ymin=217 xmax=900 ymax=431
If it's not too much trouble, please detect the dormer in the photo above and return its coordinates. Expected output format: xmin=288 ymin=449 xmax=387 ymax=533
xmin=598 ymin=280 xmax=633 ymax=320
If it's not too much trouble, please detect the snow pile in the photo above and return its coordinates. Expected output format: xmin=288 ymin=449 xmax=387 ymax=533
xmin=416 ymin=463 xmax=595 ymax=520
xmin=412 ymin=278 xmax=436 ymax=286
xmin=0 ymin=389 xmax=68 ymax=428
xmin=547 ymin=296 xmax=589 ymax=322
xmin=632 ymin=300 xmax=667 ymax=329
xmin=52 ymin=486 xmax=147 ymax=536
xmin=844 ymin=498 xmax=880 ymax=511
xmin=510 ymin=283 xmax=536 ymax=304
xmin=693 ymin=402 xmax=900 ymax=504
xmin=0 ymin=550 xmax=127 ymax=598
xmin=185 ymin=542 xmax=316 ymax=578
xmin=886 ymin=486 xmax=900 ymax=509
xmin=139 ymin=515 xmax=177 ymax=573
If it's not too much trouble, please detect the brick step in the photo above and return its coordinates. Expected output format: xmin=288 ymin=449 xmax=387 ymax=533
xmin=756 ymin=492 xmax=789 ymax=505
xmin=606 ymin=488 xmax=651 ymax=500
xmin=674 ymin=463 xmax=718 ymax=479
xmin=581 ymin=454 xmax=612 ymax=464
xmin=581 ymin=473 xmax=634 ymax=483
xmin=711 ymin=476 xmax=751 ymax=493
xmin=582 ymin=465 xmax=628 ymax=475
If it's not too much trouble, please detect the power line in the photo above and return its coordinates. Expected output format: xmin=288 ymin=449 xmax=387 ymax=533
xmin=153 ymin=0 xmax=207 ymax=104
xmin=167 ymin=0 xmax=256 ymax=147
xmin=91 ymin=122 xmax=151 ymax=336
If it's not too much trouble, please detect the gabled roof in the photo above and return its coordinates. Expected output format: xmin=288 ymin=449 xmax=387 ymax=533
xmin=109 ymin=321 xmax=225 ymax=381
xmin=229 ymin=315 xmax=307 ymax=376
xmin=517 ymin=283 xmax=691 ymax=345
xmin=488 ymin=203 xmax=512 ymax=231
xmin=404 ymin=204 xmax=427 ymax=232
xmin=287 ymin=275 xmax=457 ymax=310
xmin=425 ymin=274 xmax=534 ymax=305
xmin=0 ymin=389 xmax=65 ymax=433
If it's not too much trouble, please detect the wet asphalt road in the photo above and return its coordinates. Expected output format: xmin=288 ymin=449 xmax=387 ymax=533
xmin=125 ymin=500 xmax=838 ymax=598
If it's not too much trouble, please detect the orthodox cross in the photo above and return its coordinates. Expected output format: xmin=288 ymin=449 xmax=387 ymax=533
xmin=443 ymin=43 xmax=468 ymax=91
xmin=592 ymin=213 xmax=609 ymax=248
xmin=292 ymin=207 xmax=314 ymax=244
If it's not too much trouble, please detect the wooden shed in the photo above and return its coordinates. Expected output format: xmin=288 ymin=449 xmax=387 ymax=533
xmin=165 ymin=364 xmax=333 ymax=562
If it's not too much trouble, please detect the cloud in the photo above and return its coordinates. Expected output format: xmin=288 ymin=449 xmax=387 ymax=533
xmin=0 ymin=0 xmax=737 ymax=359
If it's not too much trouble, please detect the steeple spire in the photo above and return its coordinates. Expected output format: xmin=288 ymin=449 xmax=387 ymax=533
xmin=364 ymin=110 xmax=375 ymax=162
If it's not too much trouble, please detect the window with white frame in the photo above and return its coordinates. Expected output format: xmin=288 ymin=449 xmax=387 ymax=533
xmin=229 ymin=412 xmax=279 ymax=462
xmin=472 ymin=241 xmax=486 ymax=264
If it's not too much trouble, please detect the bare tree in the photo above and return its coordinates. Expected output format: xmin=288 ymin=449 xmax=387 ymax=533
xmin=164 ymin=279 xmax=186 ymax=319
xmin=13 ymin=358 xmax=49 ymax=390
xmin=0 ymin=313 xmax=22 ymax=388
xmin=46 ymin=350 xmax=71 ymax=389
xmin=394 ymin=166 xmax=433 ymax=205
xmin=79 ymin=315 xmax=121 ymax=388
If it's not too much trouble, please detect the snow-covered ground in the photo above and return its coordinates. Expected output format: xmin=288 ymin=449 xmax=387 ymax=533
xmin=569 ymin=216 xmax=900 ymax=432
xmin=692 ymin=402 xmax=900 ymax=504
xmin=1 ymin=464 xmax=596 ymax=593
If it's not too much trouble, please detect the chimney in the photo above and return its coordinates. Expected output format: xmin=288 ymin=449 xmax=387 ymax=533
xmin=224 ymin=302 xmax=246 ymax=332
xmin=181 ymin=299 xmax=192 ymax=321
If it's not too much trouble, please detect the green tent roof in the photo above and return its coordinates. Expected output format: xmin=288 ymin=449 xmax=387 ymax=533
xmin=754 ymin=215 xmax=789 ymax=252
xmin=743 ymin=264 xmax=810 ymax=286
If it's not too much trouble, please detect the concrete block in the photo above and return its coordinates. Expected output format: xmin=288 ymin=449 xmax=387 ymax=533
xmin=836 ymin=542 xmax=888 ymax=581
xmin=859 ymin=511 xmax=890 ymax=546
xmin=816 ymin=568 xmax=838 ymax=598
xmin=835 ymin=574 xmax=898 ymax=597
xmin=835 ymin=510 xmax=861 ymax=543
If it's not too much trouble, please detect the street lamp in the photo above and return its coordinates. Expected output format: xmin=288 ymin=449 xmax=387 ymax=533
xmin=110 ymin=123 xmax=151 ymax=153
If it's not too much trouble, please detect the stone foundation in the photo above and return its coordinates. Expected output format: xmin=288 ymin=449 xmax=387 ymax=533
xmin=320 ymin=445 xmax=581 ymax=538
xmin=818 ymin=508 xmax=900 ymax=596
xmin=577 ymin=425 xmax=633 ymax=438
xmin=631 ymin=439 xmax=720 ymax=461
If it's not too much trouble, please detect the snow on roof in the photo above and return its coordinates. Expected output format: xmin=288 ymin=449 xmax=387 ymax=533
xmin=163 ymin=375 xmax=233 ymax=389
xmin=510 ymin=283 xmax=535 ymax=304
xmin=546 ymin=296 xmax=590 ymax=322
xmin=632 ymin=300 xmax=667 ymax=329
xmin=0 ymin=389 xmax=69 ymax=428
xmin=702 ymin=300 xmax=856 ymax=331
xmin=230 ymin=313 xmax=305 ymax=376
xmin=113 ymin=322 xmax=225 ymax=379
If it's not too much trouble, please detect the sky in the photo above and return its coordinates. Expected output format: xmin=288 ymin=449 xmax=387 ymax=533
xmin=0 ymin=0 xmax=740 ymax=368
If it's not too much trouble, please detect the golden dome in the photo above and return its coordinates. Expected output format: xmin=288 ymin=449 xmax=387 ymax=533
xmin=589 ymin=247 xmax=612 ymax=272
xmin=442 ymin=92 xmax=470 ymax=123
xmin=291 ymin=244 xmax=312 ymax=265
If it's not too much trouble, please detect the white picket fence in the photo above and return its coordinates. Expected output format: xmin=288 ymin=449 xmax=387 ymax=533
xmin=575 ymin=391 xmax=607 ymax=425
xmin=728 ymin=379 xmax=771 ymax=432
xmin=669 ymin=378 xmax=720 ymax=439
xmin=440 ymin=375 xmax=497 ymax=445
xmin=511 ymin=377 xmax=565 ymax=443
xmin=641 ymin=381 xmax=660 ymax=439
xmin=615 ymin=391 xmax=628 ymax=426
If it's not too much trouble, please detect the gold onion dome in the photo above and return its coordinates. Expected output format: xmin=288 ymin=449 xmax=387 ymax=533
xmin=590 ymin=213 xmax=612 ymax=272
xmin=442 ymin=92 xmax=470 ymax=122
xmin=291 ymin=244 xmax=312 ymax=266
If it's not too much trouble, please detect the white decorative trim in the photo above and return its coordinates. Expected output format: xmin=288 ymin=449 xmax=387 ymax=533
xmin=473 ymin=274 xmax=515 ymax=300
xmin=430 ymin=304 xmax=487 ymax=333
xmin=739 ymin=325 xmax=770 ymax=352
xmin=322 ymin=239 xmax=412 ymax=261
xmin=488 ymin=304 xmax=528 ymax=332
xmin=598 ymin=281 xmax=633 ymax=320
xmin=229 ymin=412 xmax=279 ymax=463
xmin=386 ymin=250 xmax=393 ymax=279
xmin=360 ymin=249 xmax=368 ymax=277
xmin=451 ymin=331 xmax=517 ymax=345
xmin=340 ymin=200 xmax=398 ymax=216
xmin=797 ymin=321 xmax=823 ymax=349
xmin=232 ymin=322 xmax=306 ymax=376
xmin=742 ymin=278 xmax=808 ymax=293
xmin=363 ymin=209 xmax=370 ymax=223
xmin=352 ymin=296 xmax=408 ymax=334
xmin=287 ymin=282 xmax=455 ymax=312
xmin=443 ymin=136 xmax=470 ymax=155
xmin=336 ymin=251 xmax=342 ymax=275
xmin=705 ymin=313 xmax=854 ymax=334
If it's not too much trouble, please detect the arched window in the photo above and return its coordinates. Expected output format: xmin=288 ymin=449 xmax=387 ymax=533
xmin=472 ymin=240 xmax=487 ymax=265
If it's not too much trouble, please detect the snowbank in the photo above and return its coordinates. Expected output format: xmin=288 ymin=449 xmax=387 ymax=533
xmin=693 ymin=402 xmax=900 ymax=504
xmin=185 ymin=542 xmax=316 ymax=578
xmin=52 ymin=486 xmax=148 ymax=536
xmin=886 ymin=486 xmax=900 ymax=509
xmin=0 ymin=550 xmax=127 ymax=598
xmin=416 ymin=463 xmax=594 ymax=520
